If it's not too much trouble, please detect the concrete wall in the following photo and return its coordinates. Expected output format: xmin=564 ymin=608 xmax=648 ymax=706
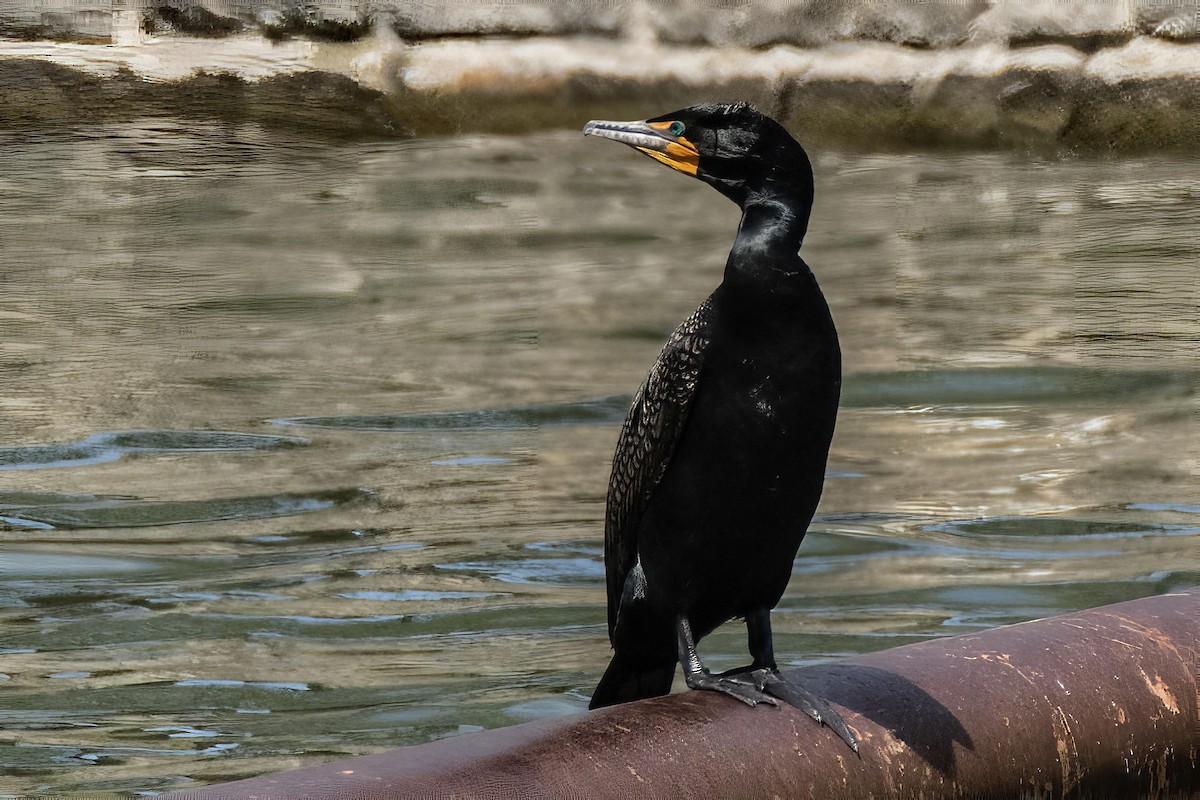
xmin=3 ymin=0 xmax=1197 ymax=46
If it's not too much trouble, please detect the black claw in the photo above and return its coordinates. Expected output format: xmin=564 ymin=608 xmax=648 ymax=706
xmin=756 ymin=669 xmax=859 ymax=753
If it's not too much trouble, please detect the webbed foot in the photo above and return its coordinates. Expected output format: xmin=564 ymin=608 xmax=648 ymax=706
xmin=684 ymin=668 xmax=778 ymax=707
xmin=754 ymin=668 xmax=859 ymax=753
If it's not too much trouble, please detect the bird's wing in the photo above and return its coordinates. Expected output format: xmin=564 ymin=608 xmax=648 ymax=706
xmin=604 ymin=296 xmax=715 ymax=640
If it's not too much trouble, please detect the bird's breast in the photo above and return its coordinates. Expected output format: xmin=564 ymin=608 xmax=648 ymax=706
xmin=748 ymin=375 xmax=779 ymax=423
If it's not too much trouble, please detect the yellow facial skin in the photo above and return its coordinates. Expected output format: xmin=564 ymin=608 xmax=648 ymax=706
xmin=584 ymin=118 xmax=700 ymax=178
xmin=639 ymin=122 xmax=700 ymax=176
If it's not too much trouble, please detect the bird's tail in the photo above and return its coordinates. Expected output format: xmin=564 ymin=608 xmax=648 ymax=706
xmin=589 ymin=652 xmax=676 ymax=709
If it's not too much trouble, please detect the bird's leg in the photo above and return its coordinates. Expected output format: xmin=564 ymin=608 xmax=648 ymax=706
xmin=675 ymin=615 xmax=776 ymax=707
xmin=740 ymin=608 xmax=859 ymax=752
xmin=715 ymin=607 xmax=777 ymax=678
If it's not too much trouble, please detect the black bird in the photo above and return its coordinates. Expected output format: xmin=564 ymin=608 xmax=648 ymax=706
xmin=583 ymin=103 xmax=856 ymax=750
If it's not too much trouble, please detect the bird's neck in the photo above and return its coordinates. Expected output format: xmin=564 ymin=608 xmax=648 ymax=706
xmin=725 ymin=182 xmax=813 ymax=281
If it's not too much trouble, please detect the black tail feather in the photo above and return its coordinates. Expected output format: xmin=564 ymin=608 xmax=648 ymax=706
xmin=589 ymin=653 xmax=676 ymax=709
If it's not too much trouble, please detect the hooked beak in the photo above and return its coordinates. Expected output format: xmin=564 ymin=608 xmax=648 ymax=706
xmin=583 ymin=119 xmax=700 ymax=177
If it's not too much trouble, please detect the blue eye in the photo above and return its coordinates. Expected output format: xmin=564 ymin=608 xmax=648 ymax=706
xmin=669 ymin=121 xmax=685 ymax=136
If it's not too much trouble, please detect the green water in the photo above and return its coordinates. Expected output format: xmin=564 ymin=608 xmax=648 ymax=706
xmin=0 ymin=122 xmax=1197 ymax=796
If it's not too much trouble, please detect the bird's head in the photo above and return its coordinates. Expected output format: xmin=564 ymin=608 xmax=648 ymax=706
xmin=583 ymin=103 xmax=812 ymax=208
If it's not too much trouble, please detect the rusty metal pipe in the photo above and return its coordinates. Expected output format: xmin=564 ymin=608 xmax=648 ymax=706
xmin=173 ymin=589 xmax=1200 ymax=799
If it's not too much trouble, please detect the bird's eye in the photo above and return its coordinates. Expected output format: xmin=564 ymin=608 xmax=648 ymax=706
xmin=669 ymin=121 xmax=686 ymax=136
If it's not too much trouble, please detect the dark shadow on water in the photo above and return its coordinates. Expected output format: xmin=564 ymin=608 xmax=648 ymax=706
xmin=787 ymin=663 xmax=975 ymax=775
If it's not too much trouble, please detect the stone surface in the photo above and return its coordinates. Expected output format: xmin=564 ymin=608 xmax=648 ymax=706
xmin=2 ymin=2 xmax=1198 ymax=151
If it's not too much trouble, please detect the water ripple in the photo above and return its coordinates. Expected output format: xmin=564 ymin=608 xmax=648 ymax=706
xmin=0 ymin=488 xmax=366 ymax=530
xmin=926 ymin=517 xmax=1196 ymax=540
xmin=0 ymin=430 xmax=307 ymax=471
xmin=273 ymin=395 xmax=629 ymax=431
xmin=270 ymin=367 xmax=1192 ymax=435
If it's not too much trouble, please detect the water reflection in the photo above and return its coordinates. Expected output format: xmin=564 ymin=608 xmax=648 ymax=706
xmin=0 ymin=123 xmax=1196 ymax=794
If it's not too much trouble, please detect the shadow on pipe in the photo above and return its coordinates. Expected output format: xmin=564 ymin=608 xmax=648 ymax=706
xmin=170 ymin=588 xmax=1200 ymax=799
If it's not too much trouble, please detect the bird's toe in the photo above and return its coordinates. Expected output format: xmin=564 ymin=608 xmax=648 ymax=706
xmin=759 ymin=670 xmax=859 ymax=753
xmin=686 ymin=670 xmax=777 ymax=706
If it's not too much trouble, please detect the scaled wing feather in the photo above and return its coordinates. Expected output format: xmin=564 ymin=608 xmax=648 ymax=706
xmin=604 ymin=297 xmax=714 ymax=640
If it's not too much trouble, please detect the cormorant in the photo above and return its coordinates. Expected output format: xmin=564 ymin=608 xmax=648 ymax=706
xmin=583 ymin=103 xmax=856 ymax=751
